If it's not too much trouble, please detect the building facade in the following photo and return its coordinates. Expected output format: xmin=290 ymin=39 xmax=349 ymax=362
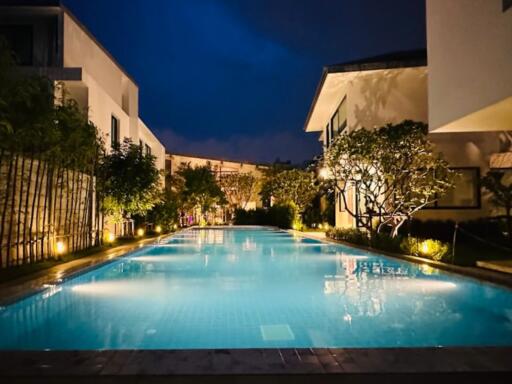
xmin=305 ymin=0 xmax=512 ymax=229
xmin=0 ymin=0 xmax=166 ymax=239
xmin=0 ymin=0 xmax=165 ymax=172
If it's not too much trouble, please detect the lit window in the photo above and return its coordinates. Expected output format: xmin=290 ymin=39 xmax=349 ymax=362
xmin=434 ymin=168 xmax=480 ymax=209
xmin=111 ymin=115 xmax=120 ymax=148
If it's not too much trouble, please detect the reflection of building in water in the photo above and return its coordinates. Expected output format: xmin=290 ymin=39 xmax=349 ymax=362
xmin=195 ymin=229 xmax=225 ymax=245
xmin=324 ymin=253 xmax=430 ymax=318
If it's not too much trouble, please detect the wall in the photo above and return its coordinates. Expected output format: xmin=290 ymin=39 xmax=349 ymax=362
xmin=138 ymin=119 xmax=166 ymax=178
xmin=427 ymin=0 xmax=512 ymax=132
xmin=0 ymin=155 xmax=94 ymax=268
xmin=346 ymin=67 xmax=428 ymax=131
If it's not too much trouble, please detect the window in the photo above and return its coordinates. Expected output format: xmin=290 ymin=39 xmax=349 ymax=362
xmin=325 ymin=123 xmax=330 ymax=148
xmin=432 ymin=168 xmax=480 ymax=209
xmin=111 ymin=115 xmax=119 ymax=148
xmin=0 ymin=25 xmax=33 ymax=65
xmin=145 ymin=144 xmax=151 ymax=156
xmin=328 ymin=96 xmax=347 ymax=144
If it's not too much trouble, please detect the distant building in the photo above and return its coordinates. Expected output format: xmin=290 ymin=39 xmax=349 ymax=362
xmin=166 ymin=152 xmax=268 ymax=210
xmin=304 ymin=0 xmax=512 ymax=228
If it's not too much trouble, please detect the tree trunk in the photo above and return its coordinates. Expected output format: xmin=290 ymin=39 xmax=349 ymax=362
xmin=22 ymin=156 xmax=34 ymax=264
xmin=16 ymin=155 xmax=26 ymax=265
xmin=0 ymin=153 xmax=14 ymax=268
xmin=30 ymin=159 xmax=44 ymax=263
xmin=6 ymin=155 xmax=20 ymax=267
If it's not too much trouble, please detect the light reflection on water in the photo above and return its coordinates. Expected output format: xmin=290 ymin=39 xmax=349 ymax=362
xmin=1 ymin=228 xmax=512 ymax=350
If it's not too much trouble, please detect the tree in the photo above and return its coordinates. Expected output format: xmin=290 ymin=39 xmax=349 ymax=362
xmin=261 ymin=168 xmax=319 ymax=214
xmin=324 ymin=120 xmax=454 ymax=237
xmin=481 ymin=171 xmax=512 ymax=243
xmin=1 ymin=39 xmax=101 ymax=265
xmin=97 ymin=138 xmax=161 ymax=225
xmin=172 ymin=164 xmax=226 ymax=222
xmin=218 ymin=172 xmax=258 ymax=210
xmin=146 ymin=189 xmax=180 ymax=231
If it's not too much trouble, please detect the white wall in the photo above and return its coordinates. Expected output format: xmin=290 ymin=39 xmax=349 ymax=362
xmin=427 ymin=0 xmax=512 ymax=132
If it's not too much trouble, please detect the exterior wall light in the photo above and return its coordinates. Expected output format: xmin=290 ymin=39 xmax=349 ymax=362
xmin=155 ymin=225 xmax=162 ymax=234
xmin=137 ymin=228 xmax=145 ymax=237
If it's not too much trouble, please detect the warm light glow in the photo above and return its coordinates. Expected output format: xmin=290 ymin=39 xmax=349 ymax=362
xmin=318 ymin=223 xmax=323 ymax=229
xmin=107 ymin=232 xmax=116 ymax=243
xmin=155 ymin=225 xmax=162 ymax=234
xmin=137 ymin=228 xmax=145 ymax=237
xmin=318 ymin=167 xmax=331 ymax=179
xmin=173 ymin=224 xmax=178 ymax=230
xmin=55 ymin=241 xmax=65 ymax=255
xmin=421 ymin=241 xmax=430 ymax=254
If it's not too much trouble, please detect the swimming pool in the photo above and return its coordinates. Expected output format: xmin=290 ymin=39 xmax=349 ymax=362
xmin=1 ymin=227 xmax=512 ymax=350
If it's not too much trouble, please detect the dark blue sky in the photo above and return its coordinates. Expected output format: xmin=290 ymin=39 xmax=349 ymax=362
xmin=64 ymin=0 xmax=426 ymax=164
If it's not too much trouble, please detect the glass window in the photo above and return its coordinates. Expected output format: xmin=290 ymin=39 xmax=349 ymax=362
xmin=338 ymin=97 xmax=347 ymax=132
xmin=0 ymin=25 xmax=33 ymax=65
xmin=435 ymin=168 xmax=480 ymax=208
xmin=111 ymin=115 xmax=119 ymax=148
xmin=325 ymin=123 xmax=330 ymax=148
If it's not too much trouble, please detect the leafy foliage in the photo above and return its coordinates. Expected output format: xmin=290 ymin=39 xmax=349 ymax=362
xmin=218 ymin=172 xmax=258 ymax=209
xmin=172 ymin=164 xmax=226 ymax=216
xmin=97 ymin=139 xmax=161 ymax=222
xmin=146 ymin=190 xmax=180 ymax=231
xmin=324 ymin=120 xmax=455 ymax=237
xmin=233 ymin=204 xmax=297 ymax=229
xmin=261 ymin=168 xmax=319 ymax=214
xmin=481 ymin=171 xmax=512 ymax=242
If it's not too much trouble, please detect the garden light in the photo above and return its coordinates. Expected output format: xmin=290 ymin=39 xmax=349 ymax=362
xmin=55 ymin=241 xmax=65 ymax=255
xmin=155 ymin=225 xmax=162 ymax=234
xmin=107 ymin=232 xmax=115 ymax=243
xmin=137 ymin=228 xmax=145 ymax=237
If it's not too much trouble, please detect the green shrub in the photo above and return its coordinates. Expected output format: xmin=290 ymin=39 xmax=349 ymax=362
xmin=401 ymin=237 xmax=451 ymax=262
xmin=326 ymin=228 xmax=369 ymax=246
xmin=234 ymin=204 xmax=296 ymax=229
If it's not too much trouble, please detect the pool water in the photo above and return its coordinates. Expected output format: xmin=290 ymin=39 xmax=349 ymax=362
xmin=1 ymin=227 xmax=512 ymax=350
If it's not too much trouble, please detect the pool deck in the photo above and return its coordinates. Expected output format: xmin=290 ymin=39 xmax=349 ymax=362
xmin=1 ymin=227 xmax=512 ymax=381
xmin=0 ymin=347 xmax=511 ymax=382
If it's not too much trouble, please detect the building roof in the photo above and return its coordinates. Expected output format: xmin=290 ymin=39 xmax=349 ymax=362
xmin=166 ymin=152 xmax=269 ymax=168
xmin=304 ymin=49 xmax=427 ymax=132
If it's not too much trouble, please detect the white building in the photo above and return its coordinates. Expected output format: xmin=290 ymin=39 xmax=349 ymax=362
xmin=305 ymin=0 xmax=512 ymax=228
xmin=0 ymin=0 xmax=165 ymax=172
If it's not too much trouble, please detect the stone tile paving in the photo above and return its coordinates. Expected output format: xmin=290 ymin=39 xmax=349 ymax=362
xmin=0 ymin=347 xmax=510 ymax=378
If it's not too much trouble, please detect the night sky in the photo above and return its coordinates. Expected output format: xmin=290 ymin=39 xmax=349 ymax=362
xmin=64 ymin=0 xmax=426 ymax=164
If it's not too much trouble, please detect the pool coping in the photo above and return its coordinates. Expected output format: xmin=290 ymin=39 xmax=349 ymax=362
xmin=0 ymin=347 xmax=511 ymax=378
xmin=289 ymin=230 xmax=512 ymax=289
xmin=0 ymin=226 xmax=511 ymax=379
xmin=0 ymin=234 xmax=177 ymax=306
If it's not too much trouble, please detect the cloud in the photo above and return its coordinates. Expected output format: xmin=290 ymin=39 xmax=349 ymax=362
xmin=156 ymin=128 xmax=321 ymax=165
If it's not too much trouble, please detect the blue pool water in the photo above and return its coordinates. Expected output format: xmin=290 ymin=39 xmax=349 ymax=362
xmin=1 ymin=227 xmax=512 ymax=350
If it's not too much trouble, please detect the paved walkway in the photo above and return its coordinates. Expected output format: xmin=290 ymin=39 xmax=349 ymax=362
xmin=0 ymin=236 xmax=163 ymax=306
xmin=0 ymin=347 xmax=511 ymax=382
